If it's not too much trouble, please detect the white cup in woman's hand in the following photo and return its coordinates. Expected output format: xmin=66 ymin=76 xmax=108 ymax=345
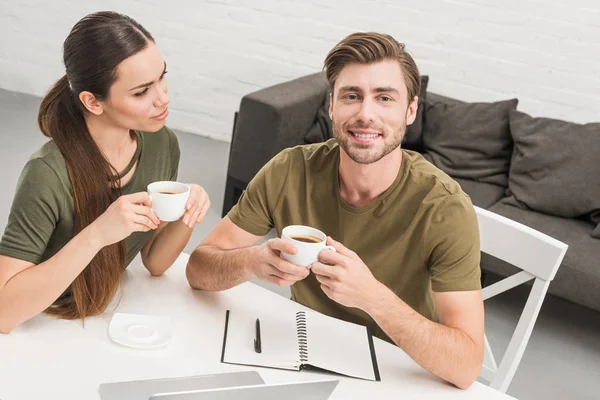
xmin=147 ymin=181 xmax=190 ymax=222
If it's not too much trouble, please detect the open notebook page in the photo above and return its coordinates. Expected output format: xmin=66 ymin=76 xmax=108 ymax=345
xmin=222 ymin=310 xmax=300 ymax=370
xmin=305 ymin=310 xmax=378 ymax=381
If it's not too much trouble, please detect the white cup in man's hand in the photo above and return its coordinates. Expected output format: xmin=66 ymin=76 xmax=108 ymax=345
xmin=281 ymin=225 xmax=336 ymax=268
xmin=147 ymin=181 xmax=190 ymax=222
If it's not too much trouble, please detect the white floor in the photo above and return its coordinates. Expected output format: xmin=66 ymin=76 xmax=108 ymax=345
xmin=1 ymin=89 xmax=599 ymax=400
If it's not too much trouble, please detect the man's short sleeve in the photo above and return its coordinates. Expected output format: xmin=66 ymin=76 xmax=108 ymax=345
xmin=227 ymin=150 xmax=292 ymax=237
xmin=427 ymin=194 xmax=482 ymax=292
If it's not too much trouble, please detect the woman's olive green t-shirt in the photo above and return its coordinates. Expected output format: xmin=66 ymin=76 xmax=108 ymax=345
xmin=0 ymin=126 xmax=180 ymax=267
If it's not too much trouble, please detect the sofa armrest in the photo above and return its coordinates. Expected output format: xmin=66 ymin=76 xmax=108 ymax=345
xmin=227 ymin=72 xmax=329 ymax=184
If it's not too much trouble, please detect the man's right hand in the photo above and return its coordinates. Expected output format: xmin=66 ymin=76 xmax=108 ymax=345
xmin=252 ymin=238 xmax=310 ymax=286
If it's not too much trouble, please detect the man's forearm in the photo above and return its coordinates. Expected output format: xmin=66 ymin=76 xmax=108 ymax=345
xmin=186 ymin=245 xmax=257 ymax=291
xmin=365 ymin=284 xmax=482 ymax=389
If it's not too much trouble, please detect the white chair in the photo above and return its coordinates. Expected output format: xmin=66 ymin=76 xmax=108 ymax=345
xmin=474 ymin=206 xmax=568 ymax=393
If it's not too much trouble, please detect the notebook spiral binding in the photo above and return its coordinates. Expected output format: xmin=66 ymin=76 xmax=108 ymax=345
xmin=296 ymin=311 xmax=308 ymax=363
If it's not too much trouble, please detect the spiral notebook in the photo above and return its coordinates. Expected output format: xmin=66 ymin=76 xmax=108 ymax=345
xmin=220 ymin=309 xmax=380 ymax=381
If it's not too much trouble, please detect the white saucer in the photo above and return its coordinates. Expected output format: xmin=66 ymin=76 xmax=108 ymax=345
xmin=108 ymin=313 xmax=171 ymax=349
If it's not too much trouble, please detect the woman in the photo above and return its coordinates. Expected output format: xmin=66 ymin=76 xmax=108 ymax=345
xmin=0 ymin=11 xmax=210 ymax=333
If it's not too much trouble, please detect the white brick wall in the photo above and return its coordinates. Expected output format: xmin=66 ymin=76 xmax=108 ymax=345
xmin=1 ymin=0 xmax=599 ymax=141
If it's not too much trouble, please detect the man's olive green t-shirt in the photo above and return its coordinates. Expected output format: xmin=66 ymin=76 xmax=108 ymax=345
xmin=0 ymin=126 xmax=180 ymax=269
xmin=228 ymin=139 xmax=481 ymax=342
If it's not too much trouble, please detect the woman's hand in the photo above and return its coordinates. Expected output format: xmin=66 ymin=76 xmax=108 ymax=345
xmin=91 ymin=192 xmax=161 ymax=248
xmin=181 ymin=184 xmax=211 ymax=228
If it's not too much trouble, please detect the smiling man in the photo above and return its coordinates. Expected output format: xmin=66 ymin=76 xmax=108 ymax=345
xmin=186 ymin=32 xmax=484 ymax=389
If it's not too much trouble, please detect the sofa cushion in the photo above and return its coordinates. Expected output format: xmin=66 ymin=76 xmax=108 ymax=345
xmin=453 ymin=178 xmax=506 ymax=209
xmin=505 ymin=111 xmax=600 ymax=238
xmin=304 ymin=93 xmax=331 ymax=144
xmin=592 ymin=210 xmax=600 ymax=238
xmin=402 ymin=75 xmax=429 ymax=152
xmin=487 ymin=200 xmax=600 ymax=310
xmin=427 ymin=92 xmax=464 ymax=106
xmin=422 ymin=99 xmax=518 ymax=187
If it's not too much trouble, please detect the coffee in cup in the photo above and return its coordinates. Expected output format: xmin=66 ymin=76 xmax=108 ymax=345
xmin=158 ymin=190 xmax=184 ymax=195
xmin=281 ymin=225 xmax=336 ymax=268
xmin=289 ymin=235 xmax=321 ymax=244
xmin=147 ymin=181 xmax=190 ymax=222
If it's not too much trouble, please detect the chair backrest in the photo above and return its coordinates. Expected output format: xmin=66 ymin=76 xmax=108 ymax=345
xmin=474 ymin=206 xmax=568 ymax=393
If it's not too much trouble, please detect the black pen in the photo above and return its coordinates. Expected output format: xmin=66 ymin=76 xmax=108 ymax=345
xmin=254 ymin=318 xmax=262 ymax=354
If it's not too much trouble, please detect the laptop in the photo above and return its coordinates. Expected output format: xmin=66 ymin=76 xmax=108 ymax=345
xmin=99 ymin=371 xmax=264 ymax=400
xmin=148 ymin=380 xmax=339 ymax=400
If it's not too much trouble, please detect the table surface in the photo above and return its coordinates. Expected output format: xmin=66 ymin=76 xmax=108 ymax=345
xmin=0 ymin=253 xmax=517 ymax=400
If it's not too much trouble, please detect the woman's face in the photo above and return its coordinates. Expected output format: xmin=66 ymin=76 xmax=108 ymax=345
xmin=100 ymin=41 xmax=170 ymax=132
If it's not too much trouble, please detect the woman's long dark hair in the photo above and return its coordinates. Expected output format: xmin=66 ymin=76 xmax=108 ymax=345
xmin=38 ymin=11 xmax=154 ymax=319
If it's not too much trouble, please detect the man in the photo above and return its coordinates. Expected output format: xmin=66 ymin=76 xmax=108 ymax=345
xmin=186 ymin=32 xmax=484 ymax=389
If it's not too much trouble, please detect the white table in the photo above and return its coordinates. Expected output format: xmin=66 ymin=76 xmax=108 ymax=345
xmin=0 ymin=253 xmax=516 ymax=399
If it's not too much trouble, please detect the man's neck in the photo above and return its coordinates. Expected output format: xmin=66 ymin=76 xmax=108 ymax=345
xmin=338 ymin=147 xmax=403 ymax=209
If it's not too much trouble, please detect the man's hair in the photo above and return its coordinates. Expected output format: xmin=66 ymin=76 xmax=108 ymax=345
xmin=324 ymin=32 xmax=420 ymax=103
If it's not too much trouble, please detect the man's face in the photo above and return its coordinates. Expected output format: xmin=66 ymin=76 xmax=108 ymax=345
xmin=329 ymin=60 xmax=418 ymax=164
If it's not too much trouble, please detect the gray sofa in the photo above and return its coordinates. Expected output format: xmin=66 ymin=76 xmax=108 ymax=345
xmin=223 ymin=72 xmax=600 ymax=312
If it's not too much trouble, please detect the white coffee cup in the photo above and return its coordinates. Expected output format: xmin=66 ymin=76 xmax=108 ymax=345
xmin=147 ymin=181 xmax=190 ymax=222
xmin=281 ymin=225 xmax=336 ymax=268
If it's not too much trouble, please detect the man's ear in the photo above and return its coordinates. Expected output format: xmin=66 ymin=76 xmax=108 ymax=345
xmin=79 ymin=91 xmax=104 ymax=115
xmin=328 ymin=92 xmax=333 ymax=119
xmin=405 ymin=96 xmax=418 ymax=126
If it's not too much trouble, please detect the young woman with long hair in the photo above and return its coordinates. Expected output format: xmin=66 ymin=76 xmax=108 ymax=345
xmin=0 ymin=11 xmax=210 ymax=332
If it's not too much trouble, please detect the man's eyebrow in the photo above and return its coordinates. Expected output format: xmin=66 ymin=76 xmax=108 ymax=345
xmin=338 ymin=86 xmax=363 ymax=93
xmin=338 ymin=86 xmax=400 ymax=94
xmin=373 ymin=86 xmax=399 ymax=94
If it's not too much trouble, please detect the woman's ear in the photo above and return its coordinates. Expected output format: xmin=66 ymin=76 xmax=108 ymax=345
xmin=79 ymin=91 xmax=104 ymax=115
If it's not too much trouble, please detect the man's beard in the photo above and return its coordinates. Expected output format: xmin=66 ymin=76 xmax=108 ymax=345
xmin=332 ymin=120 xmax=405 ymax=165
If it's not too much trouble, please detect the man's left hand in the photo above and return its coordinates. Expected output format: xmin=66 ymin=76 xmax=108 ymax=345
xmin=311 ymin=237 xmax=384 ymax=310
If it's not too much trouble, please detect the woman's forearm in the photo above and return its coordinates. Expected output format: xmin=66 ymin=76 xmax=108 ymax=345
xmin=0 ymin=225 xmax=103 ymax=333
xmin=142 ymin=220 xmax=193 ymax=276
